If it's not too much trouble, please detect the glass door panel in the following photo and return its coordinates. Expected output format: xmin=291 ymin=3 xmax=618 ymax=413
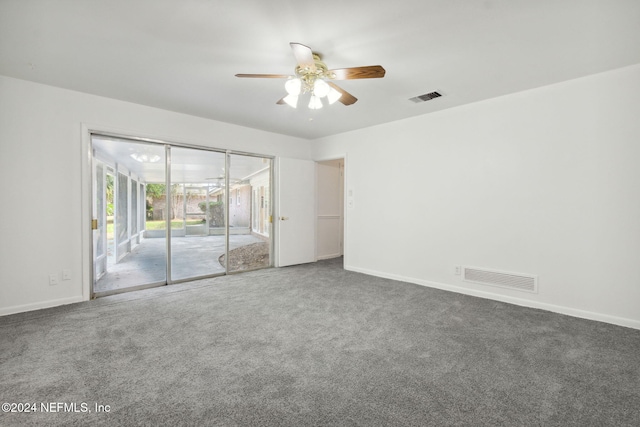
xmin=131 ymin=179 xmax=138 ymax=241
xmin=169 ymin=147 xmax=226 ymax=281
xmin=91 ymin=136 xmax=166 ymax=295
xmin=106 ymin=168 xmax=115 ymax=267
xmin=93 ymin=162 xmax=107 ymax=280
xmin=115 ymin=171 xmax=129 ymax=261
xmin=226 ymin=153 xmax=272 ymax=273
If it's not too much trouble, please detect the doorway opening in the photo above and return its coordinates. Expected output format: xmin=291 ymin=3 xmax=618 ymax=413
xmin=316 ymin=158 xmax=344 ymax=260
xmin=91 ymin=134 xmax=273 ymax=297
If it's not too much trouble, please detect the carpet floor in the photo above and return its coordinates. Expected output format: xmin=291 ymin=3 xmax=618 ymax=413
xmin=1 ymin=258 xmax=639 ymax=426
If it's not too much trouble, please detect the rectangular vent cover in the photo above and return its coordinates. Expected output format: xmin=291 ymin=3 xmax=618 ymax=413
xmin=463 ymin=267 xmax=538 ymax=293
xmin=409 ymin=91 xmax=442 ymax=103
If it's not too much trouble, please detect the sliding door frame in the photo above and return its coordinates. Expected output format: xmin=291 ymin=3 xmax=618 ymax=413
xmin=85 ymin=128 xmax=274 ymax=298
xmin=165 ymin=144 xmax=173 ymax=284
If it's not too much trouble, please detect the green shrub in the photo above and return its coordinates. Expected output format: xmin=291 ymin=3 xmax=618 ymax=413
xmin=199 ymin=201 xmax=225 ymax=227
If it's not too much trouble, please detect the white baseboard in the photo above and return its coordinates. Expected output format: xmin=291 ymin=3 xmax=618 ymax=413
xmin=0 ymin=296 xmax=85 ymax=317
xmin=345 ymin=264 xmax=640 ymax=330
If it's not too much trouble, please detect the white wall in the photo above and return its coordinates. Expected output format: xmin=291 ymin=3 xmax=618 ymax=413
xmin=312 ymin=64 xmax=640 ymax=329
xmin=0 ymin=75 xmax=310 ymax=315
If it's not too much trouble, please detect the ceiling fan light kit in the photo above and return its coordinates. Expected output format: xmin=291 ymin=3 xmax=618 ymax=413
xmin=283 ymin=77 xmax=341 ymax=109
xmin=282 ymin=94 xmax=298 ymax=108
xmin=326 ymin=87 xmax=342 ymax=104
xmin=313 ymin=79 xmax=330 ymax=97
xmin=236 ymin=42 xmax=386 ymax=110
xmin=309 ymin=94 xmax=326 ymax=110
xmin=284 ymin=78 xmax=302 ymax=96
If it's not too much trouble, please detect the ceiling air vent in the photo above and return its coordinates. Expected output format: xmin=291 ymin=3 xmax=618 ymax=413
xmin=409 ymin=91 xmax=442 ymax=103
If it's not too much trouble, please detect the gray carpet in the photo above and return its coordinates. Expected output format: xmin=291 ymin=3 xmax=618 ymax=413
xmin=1 ymin=258 xmax=639 ymax=426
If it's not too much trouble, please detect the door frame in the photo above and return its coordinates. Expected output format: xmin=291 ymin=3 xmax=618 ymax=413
xmin=82 ymin=125 xmax=275 ymax=299
xmin=315 ymin=157 xmax=345 ymax=260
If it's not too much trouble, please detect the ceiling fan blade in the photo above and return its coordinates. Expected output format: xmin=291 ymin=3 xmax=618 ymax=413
xmin=235 ymin=73 xmax=291 ymax=79
xmin=328 ymin=65 xmax=386 ymax=80
xmin=290 ymin=42 xmax=316 ymax=72
xmin=327 ymin=82 xmax=358 ymax=106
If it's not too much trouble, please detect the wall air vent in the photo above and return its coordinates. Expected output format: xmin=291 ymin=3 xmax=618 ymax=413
xmin=409 ymin=91 xmax=442 ymax=103
xmin=463 ymin=267 xmax=538 ymax=293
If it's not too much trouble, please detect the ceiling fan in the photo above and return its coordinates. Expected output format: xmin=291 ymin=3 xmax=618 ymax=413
xmin=235 ymin=42 xmax=385 ymax=109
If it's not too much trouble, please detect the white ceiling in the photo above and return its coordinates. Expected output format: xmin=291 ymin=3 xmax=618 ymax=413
xmin=1 ymin=0 xmax=639 ymax=140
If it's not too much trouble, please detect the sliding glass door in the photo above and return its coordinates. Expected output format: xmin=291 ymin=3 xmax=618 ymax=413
xmin=92 ymin=136 xmax=167 ymax=294
xmin=91 ymin=134 xmax=273 ymax=296
xmin=169 ymin=147 xmax=227 ymax=281
xmin=226 ymin=153 xmax=272 ymax=273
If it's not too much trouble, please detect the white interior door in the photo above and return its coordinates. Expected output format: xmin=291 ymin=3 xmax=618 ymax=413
xmin=277 ymin=157 xmax=316 ymax=267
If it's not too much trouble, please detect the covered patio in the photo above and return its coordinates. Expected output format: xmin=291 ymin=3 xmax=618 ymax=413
xmin=95 ymin=234 xmax=268 ymax=294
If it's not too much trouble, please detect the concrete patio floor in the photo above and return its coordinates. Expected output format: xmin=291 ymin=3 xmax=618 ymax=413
xmin=95 ymin=234 xmax=269 ymax=294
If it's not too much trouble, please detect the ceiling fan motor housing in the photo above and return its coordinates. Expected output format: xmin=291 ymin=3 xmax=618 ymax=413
xmin=294 ymin=53 xmax=336 ymax=92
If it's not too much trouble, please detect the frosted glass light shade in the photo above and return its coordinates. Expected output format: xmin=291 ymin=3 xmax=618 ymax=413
xmin=285 ymin=78 xmax=302 ymax=95
xmin=327 ymin=87 xmax=342 ymax=104
xmin=308 ymin=95 xmax=323 ymax=110
xmin=283 ymin=94 xmax=298 ymax=108
xmin=313 ymin=79 xmax=330 ymax=97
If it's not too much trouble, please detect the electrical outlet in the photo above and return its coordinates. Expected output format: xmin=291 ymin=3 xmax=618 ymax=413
xmin=62 ymin=269 xmax=71 ymax=280
xmin=49 ymin=274 xmax=59 ymax=285
xmin=454 ymin=265 xmax=462 ymax=276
